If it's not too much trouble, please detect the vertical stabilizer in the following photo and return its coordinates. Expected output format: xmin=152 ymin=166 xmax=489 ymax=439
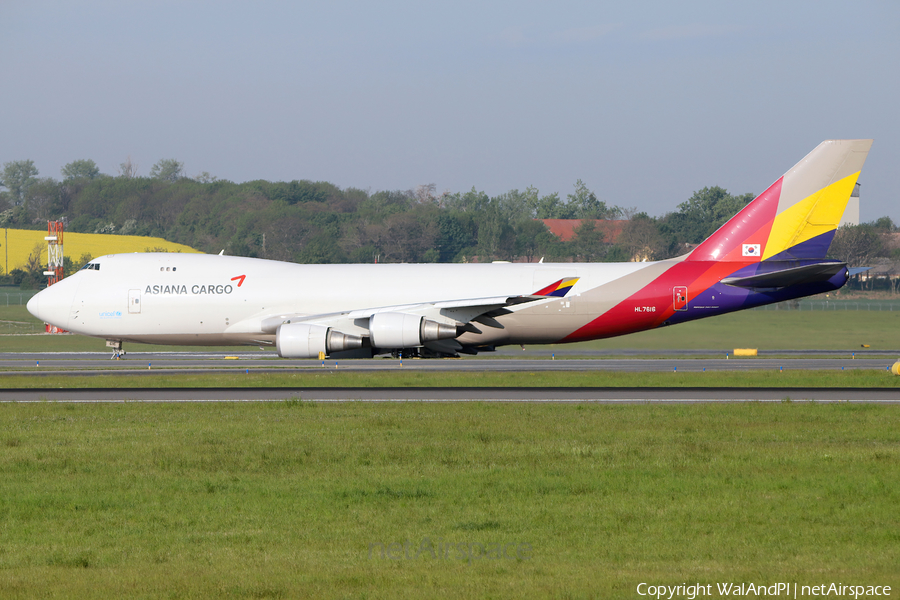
xmin=688 ymin=139 xmax=872 ymax=263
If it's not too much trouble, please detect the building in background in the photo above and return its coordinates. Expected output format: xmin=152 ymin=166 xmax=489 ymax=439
xmin=839 ymin=182 xmax=861 ymax=226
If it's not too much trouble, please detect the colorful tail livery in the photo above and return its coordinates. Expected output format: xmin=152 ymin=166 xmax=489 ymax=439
xmin=560 ymin=139 xmax=873 ymax=343
xmin=27 ymin=140 xmax=872 ymax=358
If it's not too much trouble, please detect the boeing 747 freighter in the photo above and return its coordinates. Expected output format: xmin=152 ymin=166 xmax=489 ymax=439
xmin=27 ymin=140 xmax=872 ymax=358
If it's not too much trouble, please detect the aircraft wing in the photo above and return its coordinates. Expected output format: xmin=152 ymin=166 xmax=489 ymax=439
xmin=258 ymin=294 xmax=537 ymax=335
xmin=257 ymin=277 xmax=581 ymax=336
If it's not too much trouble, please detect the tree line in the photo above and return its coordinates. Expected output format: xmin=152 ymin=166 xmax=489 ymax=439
xmin=1 ymin=158 xmax=897 ymax=285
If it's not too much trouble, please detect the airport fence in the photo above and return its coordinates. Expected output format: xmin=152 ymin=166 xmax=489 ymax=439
xmin=2 ymin=291 xmax=39 ymax=307
xmin=754 ymin=299 xmax=900 ymax=311
xmin=0 ymin=321 xmax=40 ymax=334
xmin=0 ymin=291 xmax=41 ymax=335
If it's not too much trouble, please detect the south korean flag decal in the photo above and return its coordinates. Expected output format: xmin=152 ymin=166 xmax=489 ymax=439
xmin=742 ymin=243 xmax=761 ymax=257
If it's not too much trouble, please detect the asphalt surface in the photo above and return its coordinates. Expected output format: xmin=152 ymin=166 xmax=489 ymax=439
xmin=0 ymin=351 xmax=897 ymax=376
xmin=1 ymin=350 xmax=898 ymax=403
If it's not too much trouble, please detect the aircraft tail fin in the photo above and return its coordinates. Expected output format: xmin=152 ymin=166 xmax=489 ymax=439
xmin=687 ymin=139 xmax=873 ymax=263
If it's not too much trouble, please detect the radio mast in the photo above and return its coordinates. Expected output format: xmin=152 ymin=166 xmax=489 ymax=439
xmin=43 ymin=220 xmax=66 ymax=333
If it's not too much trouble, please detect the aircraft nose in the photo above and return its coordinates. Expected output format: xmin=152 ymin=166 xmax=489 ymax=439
xmin=26 ymin=293 xmax=39 ymax=317
xmin=26 ymin=281 xmax=75 ymax=330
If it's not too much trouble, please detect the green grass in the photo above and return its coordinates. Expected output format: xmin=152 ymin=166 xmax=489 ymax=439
xmin=560 ymin=309 xmax=900 ymax=351
xmin=2 ymin=369 xmax=900 ymax=389
xmin=0 ymin=402 xmax=897 ymax=598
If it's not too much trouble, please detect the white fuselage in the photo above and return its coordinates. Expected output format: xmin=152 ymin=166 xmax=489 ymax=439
xmin=28 ymin=253 xmax=656 ymax=348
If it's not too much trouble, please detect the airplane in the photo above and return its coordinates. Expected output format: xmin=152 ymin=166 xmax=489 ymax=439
xmin=27 ymin=139 xmax=872 ymax=359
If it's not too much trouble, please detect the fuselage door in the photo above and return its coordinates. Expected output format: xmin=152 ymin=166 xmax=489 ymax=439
xmin=128 ymin=289 xmax=141 ymax=314
xmin=673 ymin=286 xmax=688 ymax=311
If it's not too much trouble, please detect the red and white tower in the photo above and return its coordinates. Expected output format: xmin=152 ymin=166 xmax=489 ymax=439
xmin=44 ymin=221 xmax=64 ymax=286
xmin=43 ymin=220 xmax=66 ymax=333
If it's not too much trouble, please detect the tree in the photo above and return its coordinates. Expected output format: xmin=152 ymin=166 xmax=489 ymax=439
xmin=616 ymin=213 xmax=665 ymax=261
xmin=435 ymin=212 xmax=477 ymax=262
xmin=515 ymin=219 xmax=554 ymax=263
xmin=118 ymin=156 xmax=139 ymax=178
xmin=414 ymin=183 xmax=437 ymax=204
xmin=494 ymin=188 xmax=535 ymax=223
xmin=567 ymin=179 xmax=621 ymax=219
xmin=1 ymin=160 xmax=39 ymax=206
xmin=66 ymin=252 xmax=93 ymax=277
xmin=476 ymin=201 xmax=514 ymax=260
xmin=150 ymin=159 xmax=184 ymax=182
xmin=871 ymin=216 xmax=896 ymax=232
xmin=61 ymin=159 xmax=100 ymax=180
xmin=829 ymin=224 xmax=883 ymax=267
xmin=194 ymin=171 xmax=217 ymax=184
xmin=444 ymin=187 xmax=490 ymax=214
xmin=380 ymin=211 xmax=438 ymax=263
xmin=572 ymin=220 xmax=606 ymax=262
xmin=296 ymin=232 xmax=347 ymax=264
xmin=658 ymin=186 xmax=754 ymax=249
xmin=19 ymin=243 xmax=45 ymax=290
xmin=24 ymin=177 xmax=60 ymax=221
xmin=532 ymin=192 xmax=568 ymax=219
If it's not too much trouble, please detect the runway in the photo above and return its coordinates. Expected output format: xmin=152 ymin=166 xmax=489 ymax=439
xmin=2 ymin=351 xmax=898 ymax=403
xmin=0 ymin=350 xmax=898 ymax=376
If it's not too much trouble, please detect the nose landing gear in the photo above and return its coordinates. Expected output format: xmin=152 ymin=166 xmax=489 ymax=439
xmin=106 ymin=340 xmax=126 ymax=360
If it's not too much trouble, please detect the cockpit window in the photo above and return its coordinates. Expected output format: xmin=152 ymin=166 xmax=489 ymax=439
xmin=80 ymin=263 xmax=100 ymax=271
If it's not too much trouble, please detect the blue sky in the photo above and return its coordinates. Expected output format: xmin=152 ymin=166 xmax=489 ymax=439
xmin=2 ymin=1 xmax=898 ymax=221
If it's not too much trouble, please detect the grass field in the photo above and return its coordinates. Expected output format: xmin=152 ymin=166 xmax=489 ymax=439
xmin=2 ymin=288 xmax=898 ymax=598
xmin=566 ymin=309 xmax=900 ymax=352
xmin=2 ymin=370 xmax=899 ymax=390
xmin=0 ymin=401 xmax=897 ymax=599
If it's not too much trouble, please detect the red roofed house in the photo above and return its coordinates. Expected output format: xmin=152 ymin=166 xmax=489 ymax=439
xmin=540 ymin=219 xmax=626 ymax=244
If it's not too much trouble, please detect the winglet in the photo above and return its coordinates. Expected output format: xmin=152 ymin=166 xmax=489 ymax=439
xmin=533 ymin=277 xmax=579 ymax=297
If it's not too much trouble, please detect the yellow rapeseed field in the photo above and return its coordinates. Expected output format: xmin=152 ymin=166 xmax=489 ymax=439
xmin=0 ymin=228 xmax=201 ymax=273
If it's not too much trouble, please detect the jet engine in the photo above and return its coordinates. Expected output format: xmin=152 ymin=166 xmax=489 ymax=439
xmin=368 ymin=312 xmax=458 ymax=349
xmin=276 ymin=322 xmax=363 ymax=358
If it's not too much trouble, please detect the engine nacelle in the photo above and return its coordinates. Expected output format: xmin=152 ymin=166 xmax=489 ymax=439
xmin=368 ymin=312 xmax=458 ymax=349
xmin=276 ymin=322 xmax=363 ymax=358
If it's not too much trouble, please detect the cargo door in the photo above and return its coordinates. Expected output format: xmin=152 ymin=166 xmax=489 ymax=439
xmin=128 ymin=289 xmax=141 ymax=314
xmin=673 ymin=286 xmax=688 ymax=311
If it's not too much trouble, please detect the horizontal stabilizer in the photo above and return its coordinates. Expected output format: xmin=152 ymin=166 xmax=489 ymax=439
xmin=721 ymin=262 xmax=846 ymax=290
xmin=848 ymin=267 xmax=871 ymax=276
